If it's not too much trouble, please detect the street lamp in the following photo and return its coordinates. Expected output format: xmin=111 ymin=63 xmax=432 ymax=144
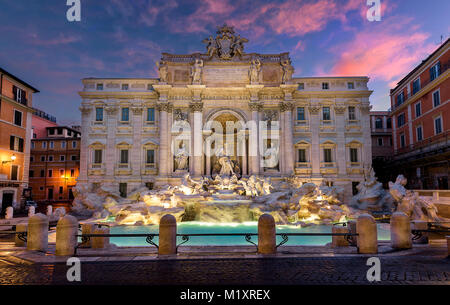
xmin=2 ymin=154 xmax=16 ymax=165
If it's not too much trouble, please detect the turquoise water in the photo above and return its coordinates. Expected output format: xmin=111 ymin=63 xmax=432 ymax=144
xmin=109 ymin=222 xmax=391 ymax=246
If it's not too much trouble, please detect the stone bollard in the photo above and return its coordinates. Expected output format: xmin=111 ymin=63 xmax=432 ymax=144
xmin=46 ymin=205 xmax=53 ymax=217
xmin=332 ymin=225 xmax=350 ymax=247
xmin=56 ymin=215 xmax=79 ymax=256
xmin=356 ymin=214 xmax=378 ymax=254
xmin=15 ymin=223 xmax=28 ymax=247
xmin=258 ymin=214 xmax=276 ymax=254
xmin=80 ymin=223 xmax=96 ymax=248
xmin=390 ymin=212 xmax=412 ymax=249
xmin=411 ymin=220 xmax=428 ymax=244
xmin=27 ymin=213 xmax=49 ymax=252
xmin=28 ymin=206 xmax=35 ymax=217
xmin=91 ymin=226 xmax=110 ymax=249
xmin=5 ymin=207 xmax=13 ymax=220
xmin=159 ymin=214 xmax=177 ymax=255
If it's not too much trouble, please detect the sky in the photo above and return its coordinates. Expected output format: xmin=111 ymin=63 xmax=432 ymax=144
xmin=0 ymin=0 xmax=449 ymax=125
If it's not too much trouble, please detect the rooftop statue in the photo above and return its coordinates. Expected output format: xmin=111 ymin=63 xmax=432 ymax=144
xmin=156 ymin=60 xmax=168 ymax=83
xmin=202 ymin=24 xmax=248 ymax=60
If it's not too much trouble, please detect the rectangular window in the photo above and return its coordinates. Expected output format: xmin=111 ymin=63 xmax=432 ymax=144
xmin=433 ymin=91 xmax=440 ymax=107
xmin=350 ymin=148 xmax=358 ymax=162
xmin=347 ymin=82 xmax=354 ymax=89
xmin=59 ymin=169 xmax=64 ymax=177
xmin=120 ymin=150 xmax=129 ymax=164
xmin=415 ymin=102 xmax=421 ymax=117
xmin=416 ymin=126 xmax=423 ymax=141
xmin=146 ymin=149 xmax=155 ymax=164
xmin=40 ymin=170 xmax=45 ymax=177
xmin=48 ymin=170 xmax=53 ymax=178
xmin=396 ymin=92 xmax=404 ymax=106
xmin=60 ymin=155 xmax=65 ymax=161
xmin=49 ymin=141 xmax=54 ymax=149
xmin=122 ymin=84 xmax=129 ymax=91
xmin=49 ymin=129 xmax=55 ymax=135
xmin=14 ymin=110 xmax=22 ymax=126
xmin=121 ymin=107 xmax=129 ymax=121
xmin=297 ymin=107 xmax=305 ymax=121
xmin=297 ymin=83 xmax=304 ymax=90
xmin=71 ymin=155 xmax=77 ymax=161
xmin=59 ymin=186 xmax=63 ymax=194
xmin=375 ymin=118 xmax=383 ymax=129
xmin=322 ymin=107 xmax=331 ymax=120
xmin=57 ymin=128 xmax=63 ymax=135
xmin=348 ymin=106 xmax=356 ymax=120
xmin=29 ymin=170 xmax=34 ymax=178
xmin=10 ymin=136 xmax=24 ymax=152
xmin=48 ymin=188 xmax=53 ymax=200
xmin=412 ymin=78 xmax=420 ymax=94
xmin=96 ymin=108 xmax=104 ymax=121
xmin=323 ymin=149 xmax=332 ymax=162
xmin=434 ymin=117 xmax=442 ymax=135
xmin=72 ymin=141 xmax=77 ymax=148
xmin=11 ymin=165 xmax=18 ymax=181
xmin=400 ymin=134 xmax=406 ymax=148
xmin=298 ymin=149 xmax=306 ymax=162
xmin=119 ymin=183 xmax=127 ymax=198
xmin=48 ymin=155 xmax=53 ymax=162
xmin=42 ymin=142 xmax=47 ymax=149
xmin=322 ymin=82 xmax=329 ymax=90
xmin=397 ymin=113 xmax=405 ymax=127
xmin=96 ymin=83 xmax=103 ymax=90
xmin=387 ymin=118 xmax=392 ymax=129
xmin=40 ymin=156 xmax=46 ymax=162
xmin=94 ymin=150 xmax=102 ymax=164
xmin=30 ymin=156 xmax=34 ymax=162
xmin=147 ymin=108 xmax=155 ymax=122
xmin=430 ymin=62 xmax=441 ymax=81
xmin=70 ymin=169 xmax=75 ymax=177
xmin=377 ymin=138 xmax=383 ymax=146
xmin=31 ymin=142 xmax=35 ymax=149
xmin=61 ymin=141 xmax=66 ymax=149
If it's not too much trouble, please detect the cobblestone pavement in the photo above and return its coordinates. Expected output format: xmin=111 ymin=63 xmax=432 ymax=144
xmin=0 ymin=256 xmax=449 ymax=285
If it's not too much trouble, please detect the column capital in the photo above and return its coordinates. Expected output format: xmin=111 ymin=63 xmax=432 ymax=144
xmin=249 ymin=102 xmax=262 ymax=112
xmin=131 ymin=106 xmax=143 ymax=115
xmin=308 ymin=105 xmax=321 ymax=115
xmin=79 ymin=105 xmax=92 ymax=114
xmin=157 ymin=102 xmax=173 ymax=112
xmin=189 ymin=102 xmax=204 ymax=112
xmin=280 ymin=101 xmax=294 ymax=112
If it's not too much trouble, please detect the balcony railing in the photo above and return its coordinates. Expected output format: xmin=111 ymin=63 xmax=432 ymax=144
xmin=392 ymin=60 xmax=450 ymax=111
xmin=394 ymin=130 xmax=449 ymax=156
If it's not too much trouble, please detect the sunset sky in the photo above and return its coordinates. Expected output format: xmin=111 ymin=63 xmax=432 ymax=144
xmin=0 ymin=0 xmax=449 ymax=125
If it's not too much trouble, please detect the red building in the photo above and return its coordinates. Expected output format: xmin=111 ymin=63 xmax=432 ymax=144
xmin=389 ymin=38 xmax=449 ymax=189
xmin=32 ymin=108 xmax=57 ymax=139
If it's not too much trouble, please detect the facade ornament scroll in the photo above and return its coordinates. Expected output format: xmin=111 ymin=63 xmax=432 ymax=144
xmin=104 ymin=106 xmax=118 ymax=115
xmin=334 ymin=105 xmax=346 ymax=115
xmin=131 ymin=106 xmax=143 ymax=115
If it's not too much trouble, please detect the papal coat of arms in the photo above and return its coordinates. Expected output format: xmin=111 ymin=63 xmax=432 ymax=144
xmin=202 ymin=24 xmax=248 ymax=60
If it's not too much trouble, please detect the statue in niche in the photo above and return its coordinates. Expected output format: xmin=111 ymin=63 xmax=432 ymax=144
xmin=281 ymin=59 xmax=294 ymax=84
xmin=174 ymin=109 xmax=188 ymax=122
xmin=249 ymin=58 xmax=261 ymax=84
xmin=175 ymin=142 xmax=189 ymax=171
xmin=191 ymin=59 xmax=204 ymax=84
xmin=156 ymin=60 xmax=168 ymax=83
xmin=263 ymin=110 xmax=278 ymax=129
xmin=263 ymin=142 xmax=279 ymax=169
xmin=216 ymin=146 xmax=235 ymax=176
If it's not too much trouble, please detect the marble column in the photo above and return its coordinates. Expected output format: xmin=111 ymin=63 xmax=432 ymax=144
xmin=309 ymin=105 xmax=321 ymax=177
xmin=282 ymin=102 xmax=294 ymax=176
xmin=249 ymin=102 xmax=261 ymax=176
xmin=335 ymin=105 xmax=347 ymax=176
xmin=78 ymin=104 xmax=92 ymax=185
xmin=131 ymin=104 xmax=143 ymax=178
xmin=191 ymin=102 xmax=203 ymax=178
xmin=158 ymin=103 xmax=170 ymax=177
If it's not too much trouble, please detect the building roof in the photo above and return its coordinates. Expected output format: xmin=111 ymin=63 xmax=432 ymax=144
xmin=0 ymin=67 xmax=40 ymax=93
xmin=391 ymin=38 xmax=450 ymax=93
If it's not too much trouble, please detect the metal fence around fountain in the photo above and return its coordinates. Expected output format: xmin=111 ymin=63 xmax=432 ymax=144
xmin=73 ymin=231 xmax=359 ymax=255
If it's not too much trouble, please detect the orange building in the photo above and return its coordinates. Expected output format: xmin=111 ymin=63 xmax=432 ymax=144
xmin=0 ymin=68 xmax=39 ymax=214
xmin=29 ymin=126 xmax=81 ymax=205
xmin=389 ymin=38 xmax=449 ymax=189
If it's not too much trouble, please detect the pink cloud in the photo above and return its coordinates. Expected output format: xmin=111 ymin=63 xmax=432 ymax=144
xmin=328 ymin=18 xmax=435 ymax=85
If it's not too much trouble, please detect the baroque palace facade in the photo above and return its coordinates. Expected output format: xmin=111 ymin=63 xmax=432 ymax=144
xmin=78 ymin=26 xmax=373 ymax=201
